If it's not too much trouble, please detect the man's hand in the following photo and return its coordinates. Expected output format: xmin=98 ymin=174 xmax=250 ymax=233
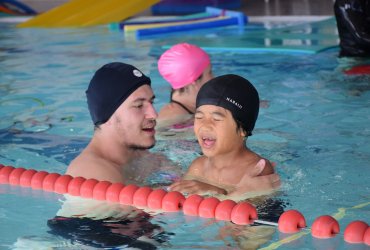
xmin=169 ymin=179 xmax=227 ymax=196
xmin=228 ymin=159 xmax=281 ymax=196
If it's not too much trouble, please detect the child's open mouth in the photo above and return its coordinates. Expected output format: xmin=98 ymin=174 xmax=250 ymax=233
xmin=201 ymin=136 xmax=216 ymax=148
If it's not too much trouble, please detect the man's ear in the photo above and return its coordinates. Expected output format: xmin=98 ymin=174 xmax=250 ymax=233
xmin=105 ymin=115 xmax=114 ymax=126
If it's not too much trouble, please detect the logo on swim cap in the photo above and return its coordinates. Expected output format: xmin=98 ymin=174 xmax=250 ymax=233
xmin=133 ymin=69 xmax=143 ymax=77
xmin=226 ymin=97 xmax=243 ymax=109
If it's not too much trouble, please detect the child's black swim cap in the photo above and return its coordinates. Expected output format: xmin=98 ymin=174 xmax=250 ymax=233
xmin=196 ymin=74 xmax=259 ymax=136
xmin=86 ymin=62 xmax=151 ymax=125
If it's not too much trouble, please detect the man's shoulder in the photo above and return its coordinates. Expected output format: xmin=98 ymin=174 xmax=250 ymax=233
xmin=66 ymin=151 xmax=114 ymax=179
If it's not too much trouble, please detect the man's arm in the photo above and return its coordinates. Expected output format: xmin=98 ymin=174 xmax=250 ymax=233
xmin=228 ymin=159 xmax=281 ymax=196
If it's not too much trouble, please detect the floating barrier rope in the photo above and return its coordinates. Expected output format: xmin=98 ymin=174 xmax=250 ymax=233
xmin=0 ymin=164 xmax=368 ymax=246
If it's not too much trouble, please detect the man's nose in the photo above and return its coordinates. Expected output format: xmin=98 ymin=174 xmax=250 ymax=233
xmin=146 ymin=103 xmax=158 ymax=120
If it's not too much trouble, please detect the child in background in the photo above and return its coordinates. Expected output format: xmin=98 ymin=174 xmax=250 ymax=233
xmin=157 ymin=43 xmax=213 ymax=125
xmin=169 ymin=74 xmax=280 ymax=197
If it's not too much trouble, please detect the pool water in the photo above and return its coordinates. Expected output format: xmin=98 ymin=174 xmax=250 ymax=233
xmin=0 ymin=16 xmax=369 ymax=249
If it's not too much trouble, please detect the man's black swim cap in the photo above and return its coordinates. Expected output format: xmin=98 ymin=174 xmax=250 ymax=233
xmin=196 ymin=74 xmax=259 ymax=136
xmin=86 ymin=62 xmax=151 ymax=125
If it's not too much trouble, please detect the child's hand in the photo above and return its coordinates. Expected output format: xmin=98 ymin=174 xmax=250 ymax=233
xmin=229 ymin=159 xmax=281 ymax=196
xmin=169 ymin=180 xmax=227 ymax=196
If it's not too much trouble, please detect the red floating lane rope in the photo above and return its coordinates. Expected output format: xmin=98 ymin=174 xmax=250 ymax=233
xmin=278 ymin=209 xmax=306 ymax=233
xmin=31 ymin=171 xmax=48 ymax=189
xmin=9 ymin=168 xmax=26 ymax=186
xmin=311 ymin=215 xmax=340 ymax=239
xmin=0 ymin=166 xmax=15 ymax=184
xmin=80 ymin=179 xmax=99 ymax=199
xmin=43 ymin=173 xmax=61 ymax=192
xmin=106 ymin=183 xmax=125 ymax=203
xmin=1 ymin=165 xmax=368 ymax=246
xmin=147 ymin=189 xmax=167 ymax=210
xmin=93 ymin=181 xmax=112 ymax=200
xmin=230 ymin=201 xmax=258 ymax=225
xmin=54 ymin=175 xmax=73 ymax=194
xmin=67 ymin=176 xmax=86 ymax=196
xmin=215 ymin=199 xmax=237 ymax=221
xmin=183 ymin=194 xmax=203 ymax=216
xmin=133 ymin=186 xmax=153 ymax=207
xmin=119 ymin=184 xmax=139 ymax=205
xmin=343 ymin=220 xmax=368 ymax=243
xmin=198 ymin=197 xmax=220 ymax=218
xmin=19 ymin=169 xmax=37 ymax=187
xmin=162 ymin=191 xmax=185 ymax=212
xmin=364 ymin=227 xmax=370 ymax=246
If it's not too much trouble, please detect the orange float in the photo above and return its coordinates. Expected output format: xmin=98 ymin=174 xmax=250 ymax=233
xmin=8 ymin=167 xmax=26 ymax=185
xmin=133 ymin=186 xmax=153 ymax=207
xmin=215 ymin=199 xmax=237 ymax=221
xmin=198 ymin=197 xmax=220 ymax=218
xmin=106 ymin=183 xmax=125 ymax=203
xmin=162 ymin=191 xmax=185 ymax=212
xmin=0 ymin=166 xmax=15 ymax=184
xmin=119 ymin=184 xmax=139 ymax=205
xmin=19 ymin=169 xmax=37 ymax=187
xmin=230 ymin=201 xmax=257 ymax=225
xmin=278 ymin=210 xmax=306 ymax=233
xmin=30 ymin=171 xmax=48 ymax=189
xmin=54 ymin=175 xmax=73 ymax=194
xmin=183 ymin=194 xmax=203 ymax=216
xmin=364 ymin=226 xmax=370 ymax=246
xmin=311 ymin=215 xmax=340 ymax=238
xmin=147 ymin=189 xmax=167 ymax=209
xmin=80 ymin=179 xmax=99 ymax=199
xmin=343 ymin=220 xmax=368 ymax=243
xmin=93 ymin=181 xmax=112 ymax=200
xmin=67 ymin=176 xmax=86 ymax=196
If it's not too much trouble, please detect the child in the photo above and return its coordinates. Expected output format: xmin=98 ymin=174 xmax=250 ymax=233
xmin=157 ymin=43 xmax=214 ymax=123
xmin=169 ymin=74 xmax=279 ymax=197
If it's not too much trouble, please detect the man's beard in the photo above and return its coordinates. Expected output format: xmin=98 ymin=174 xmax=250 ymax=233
xmin=128 ymin=142 xmax=155 ymax=150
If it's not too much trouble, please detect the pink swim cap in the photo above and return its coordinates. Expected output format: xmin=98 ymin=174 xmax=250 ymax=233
xmin=158 ymin=43 xmax=210 ymax=90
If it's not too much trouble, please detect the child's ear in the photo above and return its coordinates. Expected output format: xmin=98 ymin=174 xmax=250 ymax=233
xmin=239 ymin=128 xmax=247 ymax=138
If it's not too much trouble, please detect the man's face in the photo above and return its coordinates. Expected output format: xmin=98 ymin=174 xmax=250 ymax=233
xmin=112 ymin=85 xmax=157 ymax=150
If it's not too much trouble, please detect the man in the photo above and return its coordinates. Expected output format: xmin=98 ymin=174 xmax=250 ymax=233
xmin=66 ymin=62 xmax=157 ymax=183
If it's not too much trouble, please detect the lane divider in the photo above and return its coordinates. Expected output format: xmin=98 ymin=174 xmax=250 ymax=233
xmin=0 ymin=164 xmax=368 ymax=246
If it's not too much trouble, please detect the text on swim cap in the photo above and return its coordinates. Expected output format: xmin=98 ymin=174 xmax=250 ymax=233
xmin=226 ymin=97 xmax=242 ymax=109
xmin=133 ymin=69 xmax=143 ymax=77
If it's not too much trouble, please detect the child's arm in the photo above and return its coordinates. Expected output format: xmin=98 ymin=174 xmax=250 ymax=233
xmin=228 ymin=159 xmax=280 ymax=196
xmin=169 ymin=179 xmax=227 ymax=195
xmin=169 ymin=158 xmax=227 ymax=195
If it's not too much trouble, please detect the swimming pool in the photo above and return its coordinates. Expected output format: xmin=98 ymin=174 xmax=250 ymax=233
xmin=0 ymin=16 xmax=369 ymax=249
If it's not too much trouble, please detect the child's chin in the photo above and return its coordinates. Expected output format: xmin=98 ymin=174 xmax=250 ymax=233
xmin=201 ymin=149 xmax=215 ymax=157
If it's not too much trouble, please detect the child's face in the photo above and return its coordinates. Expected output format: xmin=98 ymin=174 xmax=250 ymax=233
xmin=194 ymin=105 xmax=245 ymax=157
